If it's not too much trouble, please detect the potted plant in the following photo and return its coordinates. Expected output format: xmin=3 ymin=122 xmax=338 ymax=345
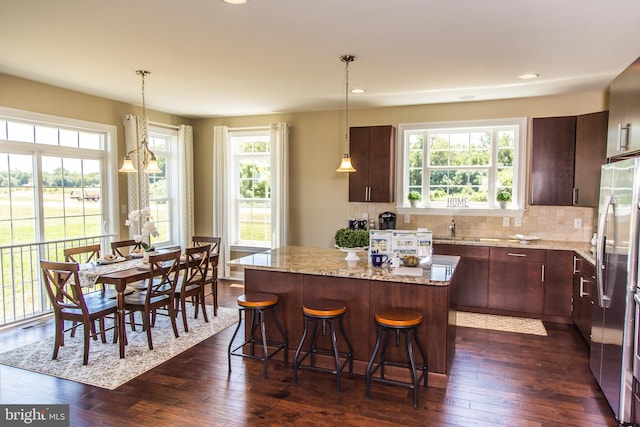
xmin=334 ymin=228 xmax=370 ymax=262
xmin=408 ymin=191 xmax=421 ymax=208
xmin=496 ymin=190 xmax=511 ymax=209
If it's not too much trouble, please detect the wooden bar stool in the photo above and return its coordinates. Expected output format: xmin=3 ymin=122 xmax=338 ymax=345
xmin=228 ymin=292 xmax=288 ymax=379
xmin=365 ymin=308 xmax=428 ymax=409
xmin=293 ymin=300 xmax=353 ymax=390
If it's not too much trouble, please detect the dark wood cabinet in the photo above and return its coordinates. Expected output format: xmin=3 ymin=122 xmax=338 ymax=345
xmin=543 ymin=250 xmax=574 ymax=318
xmin=348 ymin=125 xmax=395 ymax=202
xmin=574 ymin=111 xmax=608 ymax=207
xmin=607 ymin=57 xmax=640 ymax=158
xmin=531 ymin=113 xmax=607 ymax=207
xmin=572 ymin=253 xmax=595 ymax=343
xmin=531 ymin=116 xmax=576 ymax=206
xmin=488 ymin=247 xmax=545 ymax=314
xmin=434 ymin=244 xmax=489 ymax=309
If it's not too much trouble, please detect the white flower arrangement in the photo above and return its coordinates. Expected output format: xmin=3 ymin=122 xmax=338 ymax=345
xmin=125 ymin=207 xmax=159 ymax=250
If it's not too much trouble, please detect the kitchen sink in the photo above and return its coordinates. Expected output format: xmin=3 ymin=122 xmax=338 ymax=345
xmin=433 ymin=236 xmax=480 ymax=242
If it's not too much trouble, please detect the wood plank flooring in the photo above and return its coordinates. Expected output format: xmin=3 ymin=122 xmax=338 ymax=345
xmin=0 ymin=280 xmax=618 ymax=426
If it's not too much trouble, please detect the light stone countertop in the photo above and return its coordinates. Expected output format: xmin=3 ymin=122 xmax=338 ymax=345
xmin=431 ymin=236 xmax=595 ymax=264
xmin=228 ymin=246 xmax=459 ymax=286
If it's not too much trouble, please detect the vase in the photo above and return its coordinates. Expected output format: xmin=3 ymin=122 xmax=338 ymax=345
xmin=409 ymin=200 xmax=418 ymax=208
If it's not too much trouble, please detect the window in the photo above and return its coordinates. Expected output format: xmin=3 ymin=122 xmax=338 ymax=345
xmin=0 ymin=108 xmax=118 ymax=245
xmin=399 ymin=118 xmax=526 ymax=214
xmin=229 ymin=129 xmax=271 ymax=248
xmin=145 ymin=128 xmax=178 ymax=248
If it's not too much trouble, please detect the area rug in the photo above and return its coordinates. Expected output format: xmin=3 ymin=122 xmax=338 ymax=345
xmin=456 ymin=311 xmax=547 ymax=336
xmin=0 ymin=306 xmax=238 ymax=390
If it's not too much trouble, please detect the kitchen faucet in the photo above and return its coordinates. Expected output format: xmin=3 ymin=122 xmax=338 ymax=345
xmin=449 ymin=218 xmax=456 ymax=237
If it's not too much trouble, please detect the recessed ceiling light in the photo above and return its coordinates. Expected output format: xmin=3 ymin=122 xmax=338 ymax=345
xmin=518 ymin=73 xmax=539 ymax=80
xmin=351 ymin=88 xmax=365 ymax=94
xmin=222 ymin=0 xmax=248 ymax=4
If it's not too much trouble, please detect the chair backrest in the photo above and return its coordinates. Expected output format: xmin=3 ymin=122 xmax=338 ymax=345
xmin=64 ymin=244 xmax=101 ymax=264
xmin=182 ymin=244 xmax=211 ymax=287
xmin=111 ymin=239 xmax=143 ymax=257
xmin=145 ymin=249 xmax=182 ymax=303
xmin=192 ymin=236 xmax=221 ymax=277
xmin=40 ymin=260 xmax=88 ymax=314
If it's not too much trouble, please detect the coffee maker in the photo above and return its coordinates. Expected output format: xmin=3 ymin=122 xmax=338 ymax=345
xmin=378 ymin=212 xmax=397 ymax=230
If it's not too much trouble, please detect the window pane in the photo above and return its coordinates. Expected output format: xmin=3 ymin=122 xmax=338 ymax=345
xmin=35 ymin=125 xmax=59 ymax=145
xmin=7 ymin=122 xmax=34 ymax=143
xmin=79 ymin=131 xmax=101 ymax=150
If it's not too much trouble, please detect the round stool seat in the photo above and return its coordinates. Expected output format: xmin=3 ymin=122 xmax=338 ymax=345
xmin=303 ymin=300 xmax=347 ymax=318
xmin=237 ymin=292 xmax=278 ymax=308
xmin=374 ymin=309 xmax=422 ymax=328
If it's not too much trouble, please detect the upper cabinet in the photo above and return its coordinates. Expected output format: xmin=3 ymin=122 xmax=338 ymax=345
xmin=531 ymin=112 xmax=607 ymax=207
xmin=607 ymin=57 xmax=640 ymax=158
xmin=531 ymin=116 xmax=576 ymax=206
xmin=348 ymin=125 xmax=396 ymax=203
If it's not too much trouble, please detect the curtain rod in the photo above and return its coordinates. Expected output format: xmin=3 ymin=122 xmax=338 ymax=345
xmin=148 ymin=120 xmax=179 ymax=130
xmin=228 ymin=125 xmax=269 ymax=131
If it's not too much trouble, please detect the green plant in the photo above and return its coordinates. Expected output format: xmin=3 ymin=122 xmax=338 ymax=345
xmin=334 ymin=228 xmax=370 ymax=248
xmin=408 ymin=191 xmax=421 ymax=201
xmin=496 ymin=190 xmax=512 ymax=202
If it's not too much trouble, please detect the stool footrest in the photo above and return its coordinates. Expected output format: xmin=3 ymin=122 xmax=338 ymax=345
xmin=295 ymin=348 xmax=352 ymax=377
xmin=229 ymin=338 xmax=287 ymax=362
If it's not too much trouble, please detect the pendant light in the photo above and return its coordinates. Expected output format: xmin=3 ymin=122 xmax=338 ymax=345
xmin=119 ymin=70 xmax=162 ymax=174
xmin=336 ymin=54 xmax=356 ymax=172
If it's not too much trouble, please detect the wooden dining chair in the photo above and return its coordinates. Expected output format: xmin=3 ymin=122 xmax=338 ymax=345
xmin=110 ymin=239 xmax=143 ymax=257
xmin=174 ymin=244 xmax=211 ymax=332
xmin=192 ymin=236 xmax=221 ymax=316
xmin=40 ymin=260 xmax=118 ymax=365
xmin=64 ymin=243 xmax=101 ymax=264
xmin=124 ymin=249 xmax=182 ymax=350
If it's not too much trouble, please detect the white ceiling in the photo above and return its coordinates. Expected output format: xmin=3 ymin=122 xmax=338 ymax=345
xmin=1 ymin=0 xmax=640 ymax=119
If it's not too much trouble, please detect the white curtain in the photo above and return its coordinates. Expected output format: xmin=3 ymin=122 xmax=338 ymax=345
xmin=213 ymin=125 xmax=231 ymax=278
xmin=270 ymin=122 xmax=289 ymax=248
xmin=123 ymin=114 xmax=150 ymax=236
xmin=178 ymin=124 xmax=195 ymax=247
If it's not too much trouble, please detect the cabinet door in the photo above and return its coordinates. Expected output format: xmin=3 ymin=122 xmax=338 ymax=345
xmin=434 ymin=244 xmax=489 ymax=309
xmin=531 ymin=116 xmax=576 ymax=206
xmin=348 ymin=127 xmax=371 ymax=202
xmin=574 ymin=111 xmax=608 ymax=207
xmin=544 ymin=250 xmax=574 ymax=317
xmin=488 ymin=247 xmax=545 ymax=314
xmin=368 ymin=126 xmax=395 ymax=202
xmin=607 ymin=58 xmax=640 ymax=158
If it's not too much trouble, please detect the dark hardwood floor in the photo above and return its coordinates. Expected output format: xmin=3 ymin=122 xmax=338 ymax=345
xmin=0 ymin=280 xmax=617 ymax=426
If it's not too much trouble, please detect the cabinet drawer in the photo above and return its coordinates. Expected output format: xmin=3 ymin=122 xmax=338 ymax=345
xmin=490 ymin=247 xmax=545 ymax=263
xmin=434 ymin=244 xmax=489 ymax=259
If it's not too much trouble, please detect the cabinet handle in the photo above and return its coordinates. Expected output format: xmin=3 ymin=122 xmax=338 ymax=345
xmin=573 ymin=255 xmax=579 ymax=274
xmin=364 ymin=187 xmax=368 ymax=201
xmin=507 ymin=253 xmax=527 ymax=257
xmin=617 ymin=123 xmax=631 ymax=151
xmin=579 ymin=276 xmax=589 ymax=297
xmin=541 ymin=265 xmax=545 ymax=283
xmin=572 ymin=188 xmax=578 ymax=206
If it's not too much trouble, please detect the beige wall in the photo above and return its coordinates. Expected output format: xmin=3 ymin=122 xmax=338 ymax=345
xmin=0 ymin=73 xmax=191 ymax=238
xmin=1 ymin=72 xmax=608 ymax=248
xmin=193 ymin=91 xmax=607 ymax=247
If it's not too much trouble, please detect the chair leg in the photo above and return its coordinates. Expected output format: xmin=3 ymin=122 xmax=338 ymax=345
xmin=99 ymin=317 xmax=107 ymax=343
xmin=199 ymin=291 xmax=209 ymax=323
xmin=168 ymin=300 xmax=180 ymax=339
xmin=82 ymin=322 xmax=90 ymax=365
xmin=52 ymin=316 xmax=63 ymax=360
xmin=142 ymin=310 xmax=153 ymax=350
xmin=129 ymin=311 xmax=137 ymax=331
xmin=213 ymin=280 xmax=218 ymax=316
xmin=180 ymin=294 xmax=189 ymax=333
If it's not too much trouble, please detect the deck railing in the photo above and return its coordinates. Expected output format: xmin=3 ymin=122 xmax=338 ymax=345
xmin=0 ymin=235 xmax=117 ymax=327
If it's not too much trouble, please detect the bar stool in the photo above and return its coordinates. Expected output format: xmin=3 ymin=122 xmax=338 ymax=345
xmin=228 ymin=292 xmax=288 ymax=379
xmin=293 ymin=300 xmax=353 ymax=390
xmin=365 ymin=308 xmax=428 ymax=409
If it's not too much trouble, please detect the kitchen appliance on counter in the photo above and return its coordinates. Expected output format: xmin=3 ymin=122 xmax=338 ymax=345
xmin=592 ymin=157 xmax=640 ymax=424
xmin=378 ymin=211 xmax=396 ymax=230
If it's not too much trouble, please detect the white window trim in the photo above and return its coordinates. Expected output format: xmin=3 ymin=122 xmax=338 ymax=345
xmin=0 ymin=106 xmax=120 ymax=235
xmin=396 ymin=117 xmax=527 ymax=218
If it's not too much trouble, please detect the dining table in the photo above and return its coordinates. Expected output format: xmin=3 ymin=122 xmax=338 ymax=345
xmin=77 ymin=255 xmax=153 ymax=358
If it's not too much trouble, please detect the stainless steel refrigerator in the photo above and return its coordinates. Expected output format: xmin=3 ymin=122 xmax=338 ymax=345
xmin=591 ymin=157 xmax=640 ymax=424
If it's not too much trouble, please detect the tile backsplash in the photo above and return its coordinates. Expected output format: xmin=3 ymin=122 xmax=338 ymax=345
xmin=348 ymin=203 xmax=595 ymax=243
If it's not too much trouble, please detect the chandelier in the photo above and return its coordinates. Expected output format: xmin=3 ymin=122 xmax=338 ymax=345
xmin=119 ymin=70 xmax=162 ymax=174
xmin=336 ymin=54 xmax=356 ymax=173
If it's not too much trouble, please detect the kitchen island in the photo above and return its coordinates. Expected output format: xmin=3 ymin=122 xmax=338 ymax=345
xmin=228 ymin=246 xmax=460 ymax=386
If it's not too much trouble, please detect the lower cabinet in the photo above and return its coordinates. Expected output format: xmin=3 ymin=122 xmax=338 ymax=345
xmin=572 ymin=253 xmax=596 ymax=343
xmin=544 ymin=250 xmax=575 ymax=318
xmin=434 ymin=244 xmax=489 ymax=309
xmin=488 ymin=247 xmax=545 ymax=314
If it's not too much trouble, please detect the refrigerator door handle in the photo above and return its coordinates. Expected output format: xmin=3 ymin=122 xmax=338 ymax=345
xmin=597 ymin=194 xmax=616 ymax=308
